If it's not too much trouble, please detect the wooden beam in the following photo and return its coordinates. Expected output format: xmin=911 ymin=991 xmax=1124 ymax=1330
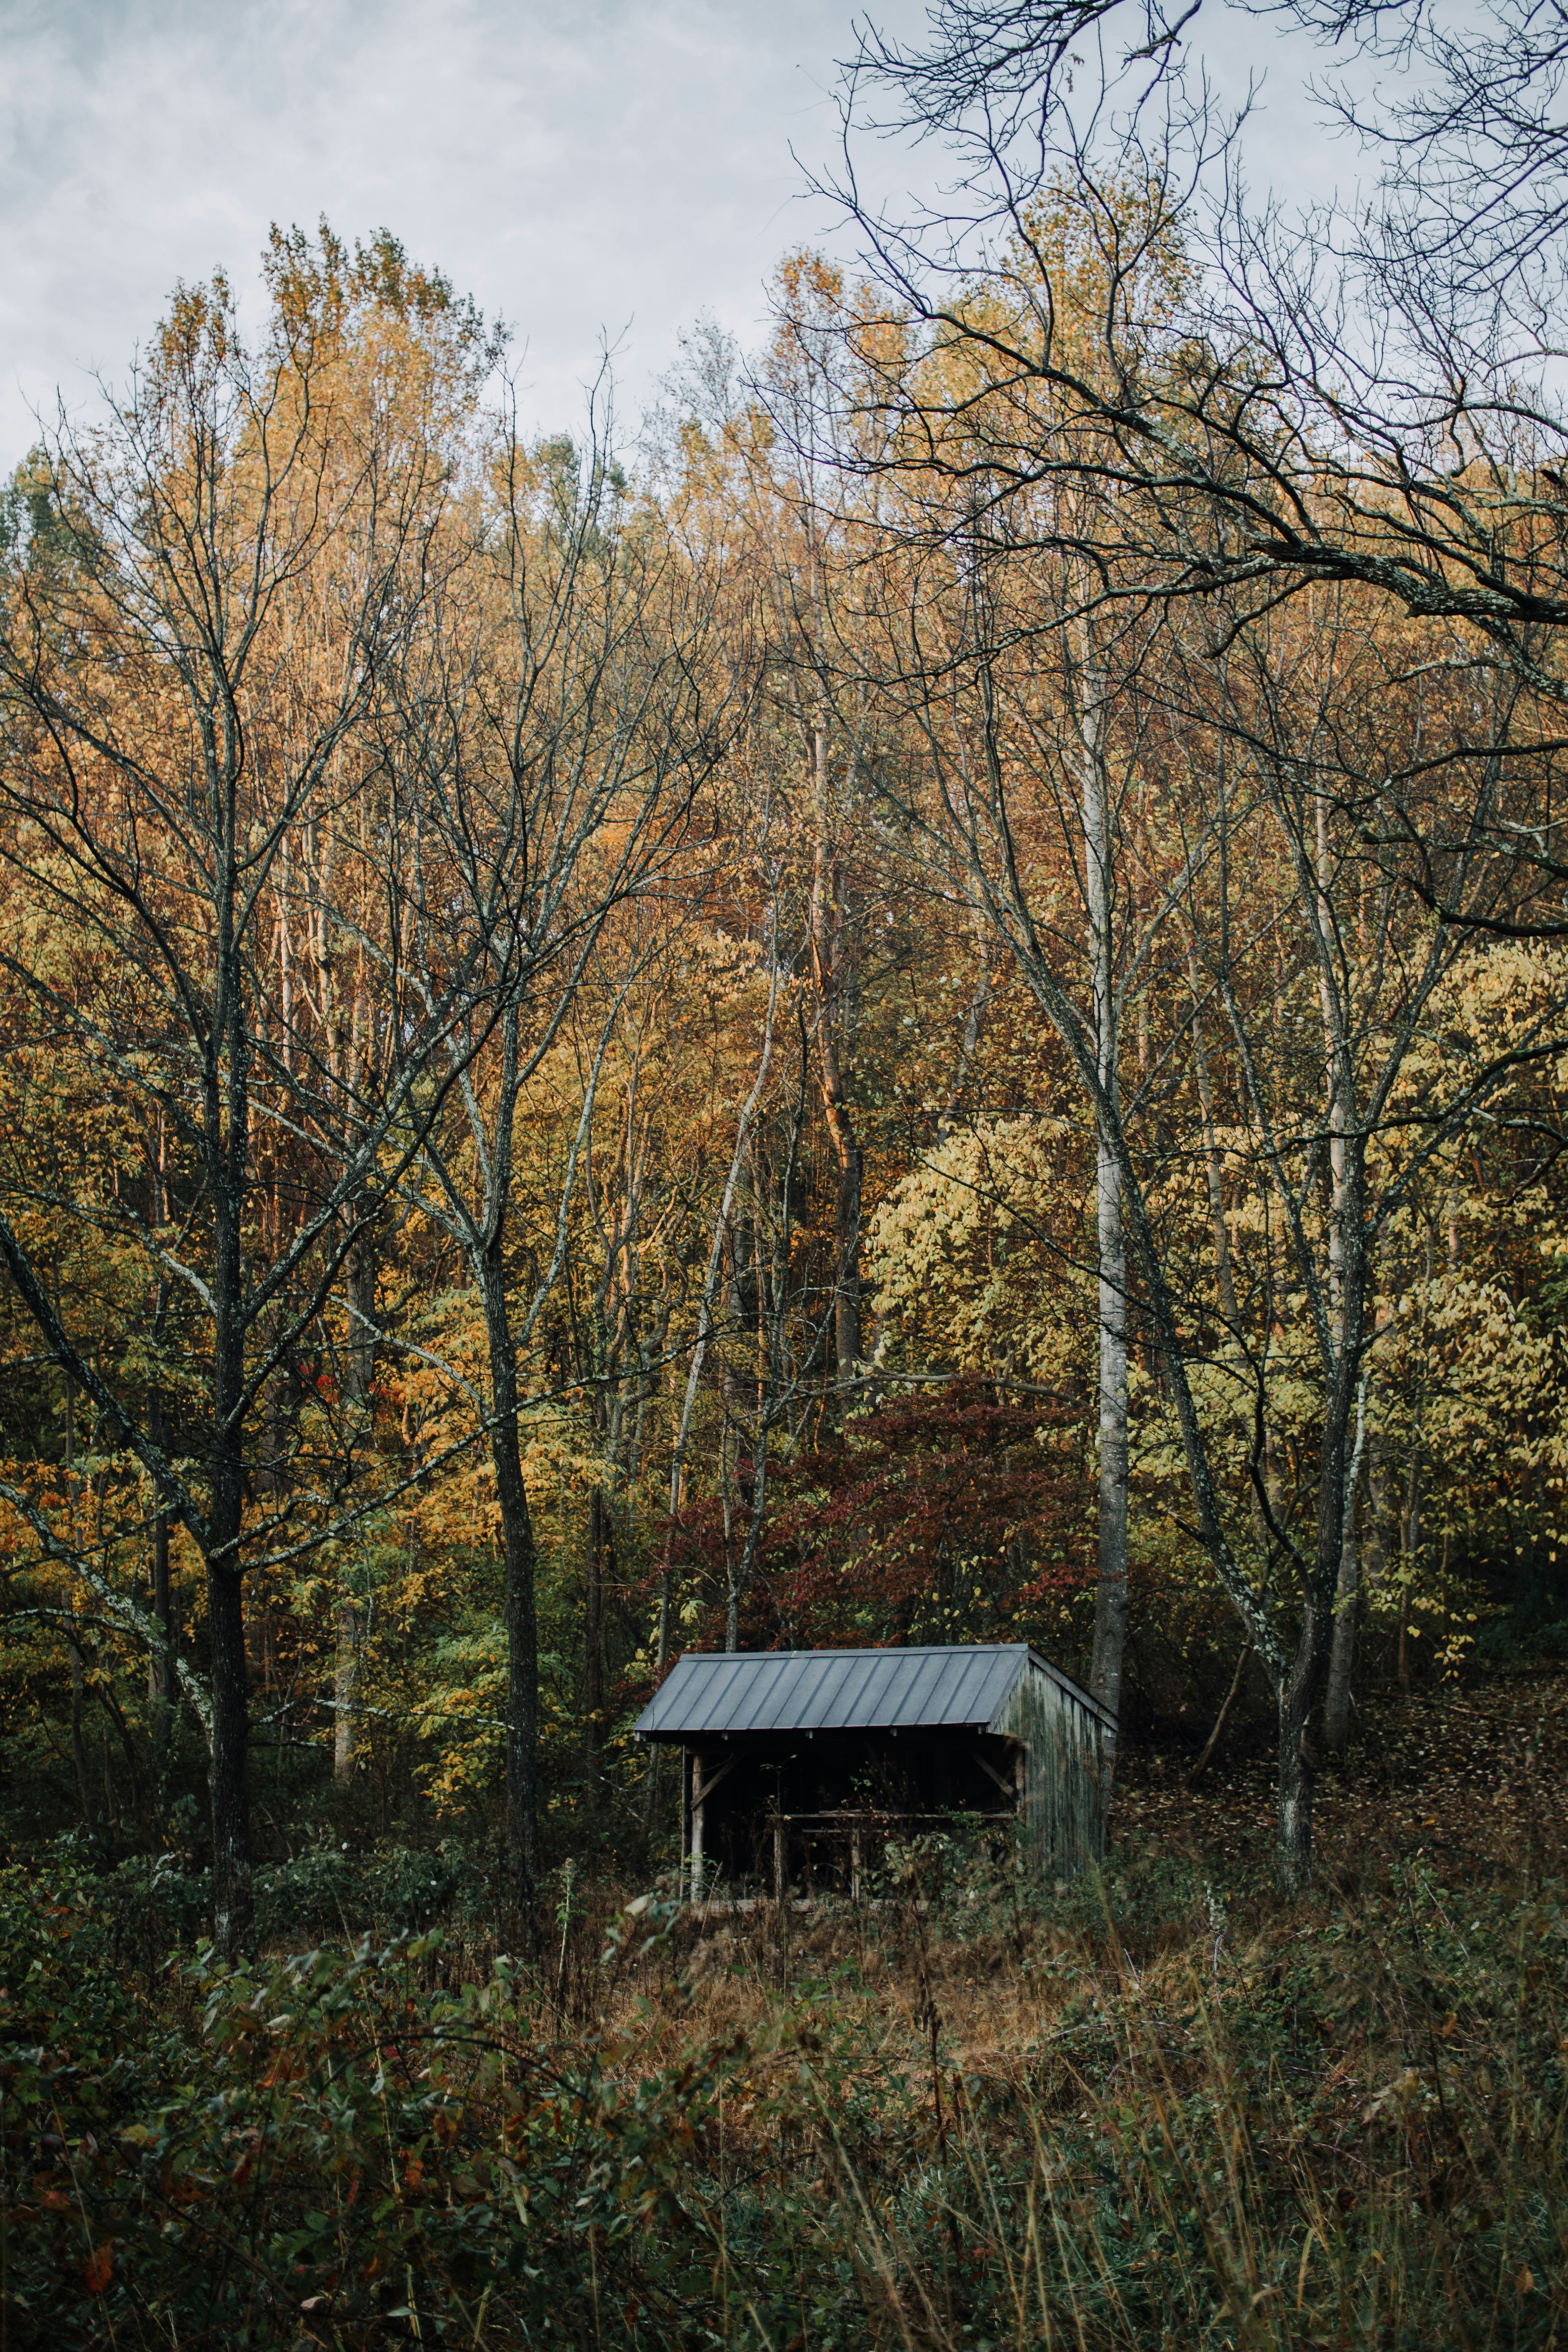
xmin=970 ymin=1747 xmax=1020 ymax=1803
xmin=693 ymin=1753 xmax=739 ymax=1810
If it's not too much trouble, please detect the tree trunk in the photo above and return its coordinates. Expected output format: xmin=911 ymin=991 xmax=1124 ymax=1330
xmin=1314 ymin=796 xmax=1360 ymax=1763
xmin=832 ymin=1139 xmax=864 ymax=1387
xmin=1365 ymin=1430 xmax=1393 ymax=1597
xmin=481 ymin=1247 xmax=539 ymax=1919
xmin=1091 ymin=1120 xmax=1129 ymax=1731
xmin=149 ymin=1506 xmax=173 ymax=1705
xmin=1284 ymin=1332 xmax=1363 ymax=1882
xmin=1187 ymin=1643 xmax=1252 ymax=1785
xmin=725 ymin=1427 xmax=771 ymax=1651
xmin=332 ymin=1607 xmax=358 ymax=1781
xmin=148 ymin=1374 xmax=174 ymax=1720
xmin=1281 ymin=1371 xmax=1353 ymax=1890
xmin=208 ymin=1292 xmax=254 ymax=1949
xmin=810 ymin=716 xmax=863 ymax=1392
xmin=1190 ymin=961 xmax=1279 ymax=1562
xmin=1276 ymin=1647 xmax=1318 ymax=1896
xmin=1080 ymin=639 xmax=1128 ymax=1779
xmin=1322 ymin=1524 xmax=1359 ymax=1758
xmin=209 ymin=1126 xmax=254 ymax=1955
xmin=333 ymin=1223 xmax=377 ymax=1784
xmin=148 ymin=1135 xmax=175 ymax=1724
xmin=207 ymin=1559 xmax=253 ymax=1953
xmin=68 ymin=1634 xmax=102 ymax=1843
xmin=100 ymin=1682 xmax=141 ymax=1826
xmin=585 ymin=1485 xmax=608 ymax=1755
xmin=1322 ymin=1381 xmax=1368 ymax=1758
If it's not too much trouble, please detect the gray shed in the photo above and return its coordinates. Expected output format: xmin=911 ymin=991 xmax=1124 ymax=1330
xmin=633 ymin=1643 xmax=1113 ymax=1899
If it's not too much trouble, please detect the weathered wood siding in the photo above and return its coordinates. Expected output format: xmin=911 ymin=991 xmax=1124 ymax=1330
xmin=992 ymin=1659 xmax=1109 ymax=1877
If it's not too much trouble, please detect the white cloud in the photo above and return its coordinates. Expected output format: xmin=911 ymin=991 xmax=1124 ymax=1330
xmin=0 ymin=0 xmax=938 ymax=461
xmin=0 ymin=0 xmax=1369 ymax=470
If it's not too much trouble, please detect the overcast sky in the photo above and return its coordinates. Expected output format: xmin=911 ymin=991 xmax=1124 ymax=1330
xmin=0 ymin=0 xmax=1358 ymax=470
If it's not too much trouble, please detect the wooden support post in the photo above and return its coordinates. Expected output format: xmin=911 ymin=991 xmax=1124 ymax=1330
xmin=850 ymin=1824 xmax=863 ymax=1906
xmin=689 ymin=1747 xmax=705 ymax=1905
xmin=773 ymin=1815 xmax=787 ymax=1905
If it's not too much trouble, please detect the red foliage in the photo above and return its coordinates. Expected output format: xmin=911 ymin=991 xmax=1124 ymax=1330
xmin=672 ymin=1380 xmax=1093 ymax=1652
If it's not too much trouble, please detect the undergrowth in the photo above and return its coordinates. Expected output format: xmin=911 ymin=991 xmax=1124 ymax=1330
xmin=1 ymin=1826 xmax=1563 ymax=2349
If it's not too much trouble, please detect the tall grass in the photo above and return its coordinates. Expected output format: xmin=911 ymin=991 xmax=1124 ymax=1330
xmin=1 ymin=1839 xmax=1563 ymax=2347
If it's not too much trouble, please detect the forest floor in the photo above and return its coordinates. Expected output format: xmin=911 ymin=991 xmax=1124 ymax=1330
xmin=1113 ymin=1666 xmax=1568 ymax=1886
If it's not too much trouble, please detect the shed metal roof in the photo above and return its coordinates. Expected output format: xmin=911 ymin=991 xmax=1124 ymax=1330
xmin=633 ymin=1643 xmax=1112 ymax=1742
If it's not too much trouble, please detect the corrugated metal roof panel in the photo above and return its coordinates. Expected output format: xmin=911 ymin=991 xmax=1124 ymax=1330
xmin=634 ymin=1644 xmax=1051 ymax=1742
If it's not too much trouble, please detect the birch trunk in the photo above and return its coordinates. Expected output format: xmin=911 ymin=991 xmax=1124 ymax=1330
xmin=1323 ymin=1379 xmax=1368 ymax=1755
xmin=1080 ymin=644 xmax=1129 ymax=1769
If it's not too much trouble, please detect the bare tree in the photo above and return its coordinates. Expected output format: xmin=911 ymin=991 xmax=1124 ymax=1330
xmin=0 ymin=244 xmax=502 ymax=1950
xmin=834 ymin=0 xmax=1568 ymax=844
